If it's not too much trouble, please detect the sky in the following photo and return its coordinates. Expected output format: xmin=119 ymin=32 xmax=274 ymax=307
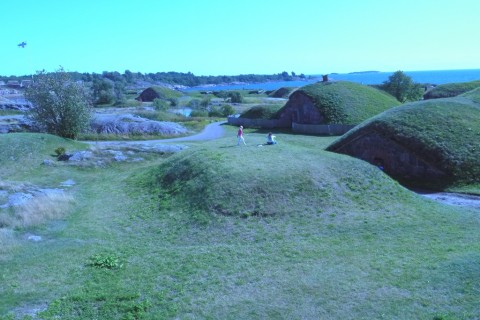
xmin=1 ymin=0 xmax=480 ymax=76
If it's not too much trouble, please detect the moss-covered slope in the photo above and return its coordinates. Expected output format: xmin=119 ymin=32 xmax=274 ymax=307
xmin=278 ymin=81 xmax=400 ymax=124
xmin=327 ymin=91 xmax=480 ymax=189
xmin=141 ymin=138 xmax=412 ymax=218
xmin=423 ymin=80 xmax=480 ymax=100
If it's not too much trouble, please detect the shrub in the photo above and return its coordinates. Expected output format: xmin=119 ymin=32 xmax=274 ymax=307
xmin=221 ymin=104 xmax=235 ymax=116
xmin=54 ymin=147 xmax=66 ymax=156
xmin=208 ymin=106 xmax=223 ymax=117
xmin=190 ymin=110 xmax=208 ymax=117
xmin=153 ymin=98 xmax=169 ymax=111
xmin=25 ymin=68 xmax=92 ymax=139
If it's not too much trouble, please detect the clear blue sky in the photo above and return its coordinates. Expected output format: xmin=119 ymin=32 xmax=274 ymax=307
xmin=2 ymin=0 xmax=479 ymax=76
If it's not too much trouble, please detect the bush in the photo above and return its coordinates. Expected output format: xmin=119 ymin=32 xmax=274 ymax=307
xmin=208 ymin=106 xmax=223 ymax=117
xmin=54 ymin=147 xmax=66 ymax=156
xmin=221 ymin=104 xmax=235 ymax=116
xmin=153 ymin=98 xmax=169 ymax=111
xmin=25 ymin=68 xmax=92 ymax=139
xmin=190 ymin=110 xmax=208 ymax=117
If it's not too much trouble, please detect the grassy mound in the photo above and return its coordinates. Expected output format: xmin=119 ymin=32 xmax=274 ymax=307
xmin=240 ymin=104 xmax=284 ymax=119
xmin=0 ymin=133 xmax=88 ymax=181
xmin=327 ymin=93 xmax=480 ymax=190
xmin=423 ymin=80 xmax=480 ymax=100
xmin=280 ymin=81 xmax=400 ymax=124
xmin=141 ymin=137 xmax=412 ymax=218
xmin=268 ymin=87 xmax=296 ymax=98
xmin=149 ymin=86 xmax=184 ymax=99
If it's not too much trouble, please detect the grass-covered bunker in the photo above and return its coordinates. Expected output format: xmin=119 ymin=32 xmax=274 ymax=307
xmin=276 ymin=81 xmax=400 ymax=125
xmin=136 ymin=86 xmax=183 ymax=102
xmin=423 ymin=80 xmax=480 ymax=100
xmin=327 ymin=88 xmax=480 ymax=189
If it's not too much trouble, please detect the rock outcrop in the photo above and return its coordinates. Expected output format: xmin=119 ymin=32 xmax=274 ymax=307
xmin=90 ymin=113 xmax=189 ymax=136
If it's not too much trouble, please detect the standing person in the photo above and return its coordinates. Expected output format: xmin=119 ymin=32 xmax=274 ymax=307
xmin=237 ymin=125 xmax=246 ymax=146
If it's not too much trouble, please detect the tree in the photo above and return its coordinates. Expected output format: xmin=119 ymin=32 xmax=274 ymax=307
xmin=226 ymin=91 xmax=243 ymax=103
xmin=381 ymin=70 xmax=422 ymax=103
xmin=25 ymin=68 xmax=92 ymax=139
xmin=92 ymin=78 xmax=115 ymax=105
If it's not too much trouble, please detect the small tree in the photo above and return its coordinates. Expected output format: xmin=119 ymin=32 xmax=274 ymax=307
xmin=25 ymin=68 xmax=92 ymax=139
xmin=381 ymin=70 xmax=422 ymax=103
xmin=227 ymin=91 xmax=243 ymax=103
xmin=221 ymin=104 xmax=235 ymax=116
xmin=92 ymin=78 xmax=115 ymax=105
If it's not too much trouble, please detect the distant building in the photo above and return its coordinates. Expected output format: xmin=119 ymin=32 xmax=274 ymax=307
xmin=7 ymin=81 xmax=21 ymax=88
xmin=20 ymin=80 xmax=33 ymax=88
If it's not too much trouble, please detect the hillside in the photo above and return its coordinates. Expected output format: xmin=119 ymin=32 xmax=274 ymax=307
xmin=277 ymin=81 xmax=401 ymax=125
xmin=423 ymin=80 xmax=480 ymax=99
xmin=1 ymin=131 xmax=480 ymax=319
xmin=141 ymin=135 xmax=413 ymax=218
xmin=327 ymin=89 xmax=480 ymax=190
xmin=268 ymin=86 xmax=296 ymax=98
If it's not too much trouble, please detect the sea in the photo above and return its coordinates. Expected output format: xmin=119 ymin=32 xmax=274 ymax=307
xmin=183 ymin=69 xmax=480 ymax=92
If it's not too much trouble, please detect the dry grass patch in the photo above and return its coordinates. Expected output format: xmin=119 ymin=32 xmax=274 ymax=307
xmin=0 ymin=183 xmax=75 ymax=230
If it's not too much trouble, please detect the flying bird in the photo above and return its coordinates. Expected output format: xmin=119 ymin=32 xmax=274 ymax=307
xmin=18 ymin=41 xmax=27 ymax=48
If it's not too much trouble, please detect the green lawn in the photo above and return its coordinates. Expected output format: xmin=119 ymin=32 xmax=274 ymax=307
xmin=0 ymin=129 xmax=479 ymax=319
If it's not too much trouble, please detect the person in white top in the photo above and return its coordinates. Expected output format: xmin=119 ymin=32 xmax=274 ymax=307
xmin=266 ymin=132 xmax=277 ymax=145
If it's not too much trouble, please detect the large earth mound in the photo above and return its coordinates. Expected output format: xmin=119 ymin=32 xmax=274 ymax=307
xmin=423 ymin=80 xmax=480 ymax=100
xmin=327 ymin=88 xmax=480 ymax=189
xmin=141 ymin=138 xmax=413 ymax=218
xmin=276 ymin=81 xmax=400 ymax=125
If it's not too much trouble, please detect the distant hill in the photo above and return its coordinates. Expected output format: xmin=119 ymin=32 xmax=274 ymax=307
xmin=423 ymin=80 xmax=480 ymax=99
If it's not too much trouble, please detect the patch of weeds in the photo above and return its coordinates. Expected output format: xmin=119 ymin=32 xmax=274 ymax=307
xmin=54 ymin=147 xmax=66 ymax=157
xmin=87 ymin=253 xmax=123 ymax=270
xmin=38 ymin=292 xmax=151 ymax=320
xmin=191 ymin=209 xmax=211 ymax=226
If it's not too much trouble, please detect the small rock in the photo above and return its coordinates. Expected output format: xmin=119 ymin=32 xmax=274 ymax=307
xmin=69 ymin=151 xmax=94 ymax=161
xmin=60 ymin=179 xmax=76 ymax=187
xmin=27 ymin=235 xmax=42 ymax=242
xmin=3 ymin=192 xmax=33 ymax=207
xmin=43 ymin=159 xmax=56 ymax=166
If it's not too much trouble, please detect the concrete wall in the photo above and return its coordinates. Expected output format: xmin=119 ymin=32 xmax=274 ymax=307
xmin=228 ymin=117 xmax=354 ymax=135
